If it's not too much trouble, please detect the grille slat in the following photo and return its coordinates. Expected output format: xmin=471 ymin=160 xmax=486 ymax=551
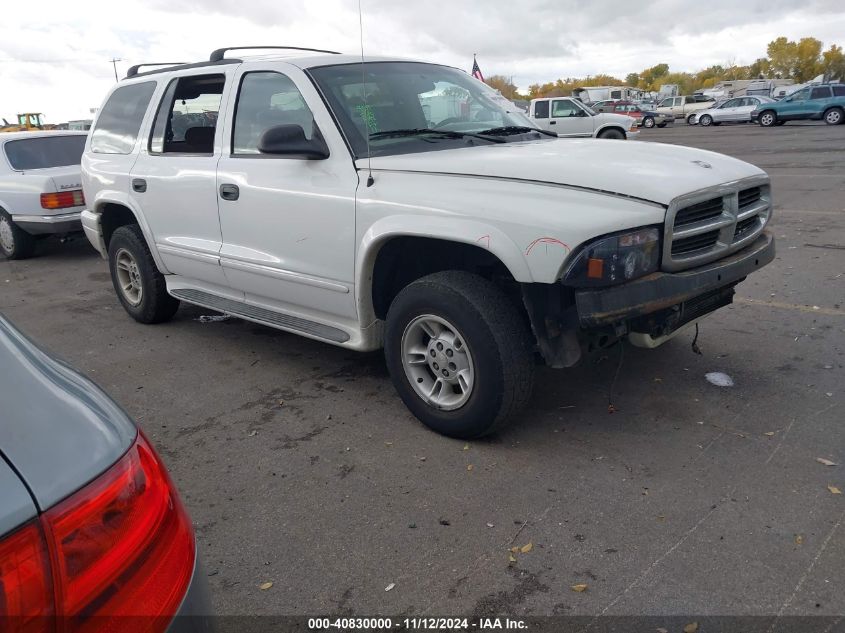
xmin=674 ymin=197 xmax=724 ymax=228
xmin=671 ymin=229 xmax=721 ymax=256
xmin=734 ymin=215 xmax=759 ymax=237
xmin=738 ymin=187 xmax=762 ymax=210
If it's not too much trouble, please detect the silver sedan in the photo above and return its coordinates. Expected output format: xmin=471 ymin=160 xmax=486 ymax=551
xmin=690 ymin=96 xmax=777 ymax=127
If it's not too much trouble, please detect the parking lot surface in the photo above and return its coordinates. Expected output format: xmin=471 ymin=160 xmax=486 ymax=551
xmin=1 ymin=122 xmax=843 ymax=618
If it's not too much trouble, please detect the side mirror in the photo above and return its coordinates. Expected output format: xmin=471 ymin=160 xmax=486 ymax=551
xmin=258 ymin=124 xmax=329 ymax=160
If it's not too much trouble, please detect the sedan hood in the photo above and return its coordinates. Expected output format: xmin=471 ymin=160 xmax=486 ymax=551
xmin=362 ymin=139 xmax=765 ymax=206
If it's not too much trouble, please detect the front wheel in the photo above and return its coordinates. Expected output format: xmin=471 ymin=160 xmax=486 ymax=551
xmin=0 ymin=209 xmax=37 ymax=260
xmin=823 ymin=108 xmax=843 ymax=125
xmin=686 ymin=114 xmax=697 ymax=125
xmin=108 ymin=224 xmax=180 ymax=323
xmin=642 ymin=117 xmax=655 ymax=128
xmin=384 ymin=271 xmax=534 ymax=439
xmin=699 ymin=114 xmax=713 ymax=127
xmin=759 ymin=111 xmax=777 ymax=127
xmin=597 ymin=128 xmax=625 ymax=140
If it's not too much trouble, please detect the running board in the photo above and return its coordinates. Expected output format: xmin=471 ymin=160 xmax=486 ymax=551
xmin=170 ymin=288 xmax=350 ymax=343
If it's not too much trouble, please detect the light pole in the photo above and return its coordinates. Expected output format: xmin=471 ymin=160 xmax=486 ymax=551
xmin=110 ymin=58 xmax=121 ymax=82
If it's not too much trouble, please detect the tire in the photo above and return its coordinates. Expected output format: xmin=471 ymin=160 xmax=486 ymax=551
xmin=597 ymin=128 xmax=625 ymax=140
xmin=823 ymin=108 xmax=843 ymax=125
xmin=0 ymin=208 xmax=37 ymax=260
xmin=699 ymin=114 xmax=713 ymax=127
xmin=657 ymin=123 xmax=667 ymax=128
xmin=384 ymin=271 xmax=534 ymax=439
xmin=759 ymin=110 xmax=777 ymax=127
xmin=107 ymin=224 xmax=179 ymax=324
xmin=642 ymin=117 xmax=655 ymax=128
xmin=686 ymin=114 xmax=697 ymax=125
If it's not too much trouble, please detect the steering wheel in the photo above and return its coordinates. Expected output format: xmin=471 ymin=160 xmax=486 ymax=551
xmin=433 ymin=116 xmax=468 ymax=128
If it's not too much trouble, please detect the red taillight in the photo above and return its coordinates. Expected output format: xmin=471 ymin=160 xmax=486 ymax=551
xmin=39 ymin=191 xmax=84 ymax=210
xmin=0 ymin=522 xmax=53 ymax=633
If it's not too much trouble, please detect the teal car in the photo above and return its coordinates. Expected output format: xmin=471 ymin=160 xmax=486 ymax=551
xmin=752 ymin=84 xmax=845 ymax=127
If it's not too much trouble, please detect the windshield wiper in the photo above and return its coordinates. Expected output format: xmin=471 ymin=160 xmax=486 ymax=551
xmin=369 ymin=128 xmax=506 ymax=143
xmin=476 ymin=126 xmax=558 ymax=138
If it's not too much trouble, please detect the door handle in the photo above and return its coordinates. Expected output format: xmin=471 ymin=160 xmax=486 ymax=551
xmin=549 ymin=120 xmax=556 ymax=125
xmin=219 ymin=184 xmax=239 ymax=201
xmin=132 ymin=178 xmax=147 ymax=193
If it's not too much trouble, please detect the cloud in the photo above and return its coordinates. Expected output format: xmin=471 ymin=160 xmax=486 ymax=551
xmin=1 ymin=0 xmax=844 ymax=122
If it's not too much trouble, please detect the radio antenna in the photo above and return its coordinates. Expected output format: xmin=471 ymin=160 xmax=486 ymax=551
xmin=358 ymin=0 xmax=374 ymax=186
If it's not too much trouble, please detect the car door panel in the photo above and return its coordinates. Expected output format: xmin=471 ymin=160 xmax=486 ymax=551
xmin=549 ymin=99 xmax=593 ymax=137
xmin=216 ymin=67 xmax=358 ymax=321
xmin=129 ymin=70 xmax=235 ymax=288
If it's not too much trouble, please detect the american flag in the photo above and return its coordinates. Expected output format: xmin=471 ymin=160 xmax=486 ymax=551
xmin=471 ymin=55 xmax=484 ymax=82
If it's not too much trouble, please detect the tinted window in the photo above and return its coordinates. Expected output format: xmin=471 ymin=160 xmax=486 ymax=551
xmin=833 ymin=85 xmax=845 ymax=97
xmin=149 ymin=74 xmax=224 ymax=154
xmin=722 ymin=99 xmax=740 ymax=108
xmin=810 ymin=87 xmax=832 ymax=100
xmin=233 ymin=72 xmax=316 ymax=155
xmin=4 ymin=135 xmax=86 ymax=170
xmin=533 ymin=101 xmax=549 ymax=118
xmin=90 ymin=82 xmax=156 ymax=154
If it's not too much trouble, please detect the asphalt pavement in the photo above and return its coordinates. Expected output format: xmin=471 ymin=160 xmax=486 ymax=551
xmin=1 ymin=120 xmax=843 ymax=620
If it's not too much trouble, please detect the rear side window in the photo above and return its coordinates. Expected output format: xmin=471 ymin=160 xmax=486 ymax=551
xmin=90 ymin=82 xmax=156 ymax=154
xmin=834 ymin=85 xmax=845 ymax=97
xmin=149 ymin=74 xmax=225 ymax=155
xmin=810 ymin=87 xmax=832 ymax=100
xmin=4 ymin=135 xmax=86 ymax=170
xmin=533 ymin=101 xmax=549 ymax=119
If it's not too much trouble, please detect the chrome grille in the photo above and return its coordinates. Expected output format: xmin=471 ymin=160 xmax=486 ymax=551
xmin=663 ymin=177 xmax=771 ymax=272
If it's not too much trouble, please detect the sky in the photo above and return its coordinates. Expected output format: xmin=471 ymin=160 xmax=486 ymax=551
xmin=2 ymin=0 xmax=845 ymax=123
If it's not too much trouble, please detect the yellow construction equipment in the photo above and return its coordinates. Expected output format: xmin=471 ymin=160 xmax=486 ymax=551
xmin=0 ymin=113 xmax=55 ymax=132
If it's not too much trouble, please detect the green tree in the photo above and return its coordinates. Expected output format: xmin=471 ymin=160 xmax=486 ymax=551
xmin=794 ymin=37 xmax=823 ymax=81
xmin=485 ymin=75 xmax=520 ymax=100
xmin=822 ymin=44 xmax=845 ymax=80
xmin=638 ymin=63 xmax=670 ymax=90
xmin=767 ymin=37 xmax=798 ymax=77
xmin=625 ymin=72 xmax=640 ymax=86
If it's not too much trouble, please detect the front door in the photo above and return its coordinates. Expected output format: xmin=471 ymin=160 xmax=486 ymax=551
xmin=216 ymin=68 xmax=358 ymax=321
xmin=129 ymin=71 xmax=233 ymax=289
xmin=778 ymin=88 xmax=811 ymax=120
xmin=549 ymin=99 xmax=594 ymax=137
xmin=714 ymin=98 xmax=741 ymax=122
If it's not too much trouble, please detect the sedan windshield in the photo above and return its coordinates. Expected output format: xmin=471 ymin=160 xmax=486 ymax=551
xmin=308 ymin=62 xmax=542 ymax=158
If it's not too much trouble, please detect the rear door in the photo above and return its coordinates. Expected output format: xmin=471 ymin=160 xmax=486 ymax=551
xmin=808 ymin=86 xmax=834 ymax=117
xmin=548 ymin=99 xmax=593 ymax=137
xmin=129 ymin=70 xmax=236 ymax=290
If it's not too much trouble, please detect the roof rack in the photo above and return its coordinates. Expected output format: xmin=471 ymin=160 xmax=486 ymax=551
xmin=126 ymin=63 xmax=189 ymax=78
xmin=209 ymin=46 xmax=341 ymax=62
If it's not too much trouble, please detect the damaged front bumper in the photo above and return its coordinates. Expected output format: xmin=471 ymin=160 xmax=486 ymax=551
xmin=575 ymin=230 xmax=775 ymax=328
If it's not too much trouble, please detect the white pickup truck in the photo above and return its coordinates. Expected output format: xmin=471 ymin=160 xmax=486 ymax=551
xmin=528 ymin=97 xmax=638 ymax=138
xmin=81 ymin=48 xmax=774 ymax=439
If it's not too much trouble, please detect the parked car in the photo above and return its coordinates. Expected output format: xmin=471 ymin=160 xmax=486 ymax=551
xmin=528 ymin=97 xmax=639 ymax=138
xmin=606 ymin=102 xmax=674 ymax=128
xmin=591 ymin=99 xmax=622 ymax=113
xmin=0 ymin=131 xmax=88 ymax=259
xmin=690 ymin=96 xmax=776 ymax=126
xmin=0 ymin=314 xmax=212 ymax=630
xmin=655 ymin=95 xmax=716 ymax=124
xmin=752 ymin=84 xmax=845 ymax=126
xmin=81 ymin=48 xmax=774 ymax=439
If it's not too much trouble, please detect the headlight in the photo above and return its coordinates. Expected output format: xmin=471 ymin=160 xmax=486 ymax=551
xmin=562 ymin=227 xmax=660 ymax=287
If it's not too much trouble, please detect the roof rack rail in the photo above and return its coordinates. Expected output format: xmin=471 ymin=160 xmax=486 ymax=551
xmin=209 ymin=46 xmax=341 ymax=62
xmin=126 ymin=63 xmax=188 ymax=78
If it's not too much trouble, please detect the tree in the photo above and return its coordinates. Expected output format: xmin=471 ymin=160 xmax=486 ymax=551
xmin=767 ymin=37 xmax=798 ymax=77
xmin=822 ymin=44 xmax=845 ymax=81
xmin=485 ymin=75 xmax=520 ymax=100
xmin=625 ymin=72 xmax=639 ymax=86
xmin=794 ymin=37 xmax=823 ymax=81
xmin=638 ymin=63 xmax=670 ymax=90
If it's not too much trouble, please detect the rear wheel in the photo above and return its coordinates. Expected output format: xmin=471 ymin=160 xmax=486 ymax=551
xmin=699 ymin=114 xmax=713 ymax=127
xmin=597 ymin=128 xmax=625 ymax=140
xmin=759 ymin=110 xmax=777 ymax=127
xmin=823 ymin=108 xmax=843 ymax=125
xmin=0 ymin=208 xmax=36 ymax=260
xmin=384 ymin=271 xmax=534 ymax=439
xmin=108 ymin=224 xmax=180 ymax=323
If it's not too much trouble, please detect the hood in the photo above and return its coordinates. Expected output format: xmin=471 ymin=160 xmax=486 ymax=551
xmin=362 ymin=139 xmax=765 ymax=206
xmin=595 ymin=112 xmax=635 ymax=125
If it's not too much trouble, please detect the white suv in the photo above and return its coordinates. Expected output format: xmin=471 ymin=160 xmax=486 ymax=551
xmin=81 ymin=48 xmax=775 ymax=438
xmin=527 ymin=97 xmax=638 ymax=138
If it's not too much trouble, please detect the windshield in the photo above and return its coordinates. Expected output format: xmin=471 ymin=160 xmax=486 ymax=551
xmin=4 ymin=135 xmax=86 ymax=171
xmin=308 ymin=62 xmax=539 ymax=158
